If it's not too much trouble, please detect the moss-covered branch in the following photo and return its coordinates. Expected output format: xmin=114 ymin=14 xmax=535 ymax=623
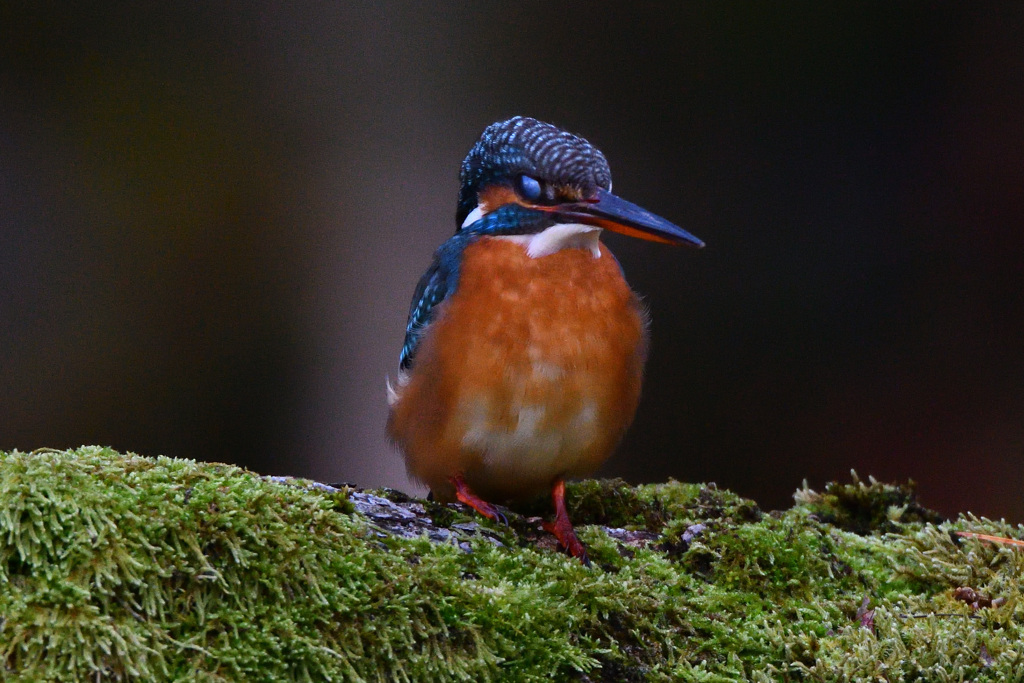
xmin=1 ymin=447 xmax=1021 ymax=681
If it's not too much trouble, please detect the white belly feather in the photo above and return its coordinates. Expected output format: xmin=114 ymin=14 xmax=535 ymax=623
xmin=459 ymin=396 xmax=600 ymax=483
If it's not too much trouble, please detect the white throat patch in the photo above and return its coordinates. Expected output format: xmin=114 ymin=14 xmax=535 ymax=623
xmin=497 ymin=223 xmax=603 ymax=259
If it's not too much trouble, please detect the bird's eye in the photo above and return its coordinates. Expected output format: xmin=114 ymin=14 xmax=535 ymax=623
xmin=515 ymin=174 xmax=543 ymax=202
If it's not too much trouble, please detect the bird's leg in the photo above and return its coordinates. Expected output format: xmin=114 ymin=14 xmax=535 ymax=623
xmin=542 ymin=479 xmax=590 ymax=565
xmin=449 ymin=474 xmax=507 ymax=525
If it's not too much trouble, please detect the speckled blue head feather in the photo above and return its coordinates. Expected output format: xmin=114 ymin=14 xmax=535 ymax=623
xmin=456 ymin=117 xmax=612 ymax=228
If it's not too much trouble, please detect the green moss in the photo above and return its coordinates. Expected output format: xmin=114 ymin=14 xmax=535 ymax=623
xmin=792 ymin=470 xmax=944 ymax=534
xmin=1 ymin=448 xmax=1022 ymax=681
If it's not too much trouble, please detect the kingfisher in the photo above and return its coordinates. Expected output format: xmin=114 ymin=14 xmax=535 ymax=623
xmin=387 ymin=117 xmax=703 ymax=563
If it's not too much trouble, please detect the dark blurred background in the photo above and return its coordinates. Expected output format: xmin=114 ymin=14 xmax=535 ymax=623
xmin=2 ymin=3 xmax=1022 ymax=520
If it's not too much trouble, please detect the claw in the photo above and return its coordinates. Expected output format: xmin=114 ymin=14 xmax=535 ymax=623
xmin=544 ymin=479 xmax=590 ymax=565
xmin=449 ymin=474 xmax=507 ymax=525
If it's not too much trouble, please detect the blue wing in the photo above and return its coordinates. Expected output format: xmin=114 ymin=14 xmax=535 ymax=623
xmin=399 ymin=231 xmax=475 ymax=370
xmin=399 ymin=262 xmax=450 ymax=369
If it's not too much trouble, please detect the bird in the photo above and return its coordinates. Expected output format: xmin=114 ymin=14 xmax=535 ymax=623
xmin=387 ymin=116 xmax=703 ymax=564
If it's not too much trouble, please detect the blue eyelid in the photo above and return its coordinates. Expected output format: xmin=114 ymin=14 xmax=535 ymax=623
xmin=517 ymin=174 xmax=542 ymax=201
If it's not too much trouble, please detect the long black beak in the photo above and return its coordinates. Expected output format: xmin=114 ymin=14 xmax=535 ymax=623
xmin=547 ymin=187 xmax=704 ymax=248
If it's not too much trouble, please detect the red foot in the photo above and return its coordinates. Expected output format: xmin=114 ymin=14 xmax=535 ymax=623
xmin=450 ymin=474 xmax=507 ymax=525
xmin=542 ymin=480 xmax=590 ymax=565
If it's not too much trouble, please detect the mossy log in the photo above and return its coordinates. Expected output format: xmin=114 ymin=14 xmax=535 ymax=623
xmin=1 ymin=447 xmax=1021 ymax=681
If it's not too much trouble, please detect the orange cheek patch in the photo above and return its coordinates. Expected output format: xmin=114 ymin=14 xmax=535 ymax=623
xmin=478 ymin=185 xmax=525 ymax=213
xmin=554 ymin=185 xmax=585 ymax=202
xmin=477 ymin=183 xmax=586 ymax=213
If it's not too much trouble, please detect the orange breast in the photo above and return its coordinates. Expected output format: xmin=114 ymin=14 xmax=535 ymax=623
xmin=387 ymin=237 xmax=649 ymax=503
